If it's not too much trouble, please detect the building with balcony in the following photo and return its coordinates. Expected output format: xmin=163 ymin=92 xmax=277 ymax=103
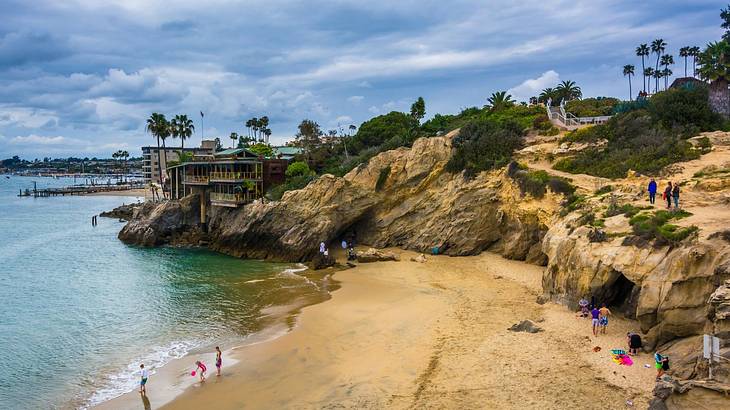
xmin=142 ymin=140 xmax=217 ymax=183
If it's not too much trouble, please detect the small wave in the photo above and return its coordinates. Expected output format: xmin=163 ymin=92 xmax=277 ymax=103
xmin=276 ymin=264 xmax=319 ymax=289
xmin=85 ymin=340 xmax=201 ymax=408
xmin=243 ymin=279 xmax=267 ymax=284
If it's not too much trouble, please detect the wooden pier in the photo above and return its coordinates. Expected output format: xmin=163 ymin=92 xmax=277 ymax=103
xmin=18 ymin=183 xmax=146 ymax=197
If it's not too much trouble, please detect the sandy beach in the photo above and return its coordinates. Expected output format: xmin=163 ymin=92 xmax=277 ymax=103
xmin=84 ymin=188 xmax=149 ymax=198
xmin=99 ymin=250 xmax=656 ymax=410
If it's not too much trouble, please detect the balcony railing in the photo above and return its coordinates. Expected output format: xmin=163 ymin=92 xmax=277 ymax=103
xmin=209 ymin=171 xmax=260 ymax=181
xmin=184 ymin=175 xmax=209 ymax=184
xmin=210 ymin=191 xmax=258 ymax=206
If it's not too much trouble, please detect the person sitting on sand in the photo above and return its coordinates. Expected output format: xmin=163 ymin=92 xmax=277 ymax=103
xmin=578 ymin=297 xmax=589 ymax=318
xmin=627 ymin=332 xmax=642 ymax=356
xmin=599 ymin=304 xmax=611 ymax=334
xmin=139 ymin=364 xmax=149 ymax=395
xmin=654 ymin=352 xmax=669 ymax=381
xmin=591 ymin=306 xmax=600 ymax=336
xmin=195 ymin=360 xmax=207 ymax=382
xmin=215 ymin=346 xmax=222 ymax=376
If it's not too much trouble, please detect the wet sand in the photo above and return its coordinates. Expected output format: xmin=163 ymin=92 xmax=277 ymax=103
xmin=100 ymin=250 xmax=655 ymax=409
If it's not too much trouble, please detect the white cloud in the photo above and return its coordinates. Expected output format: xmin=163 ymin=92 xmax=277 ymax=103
xmin=368 ymin=106 xmax=380 ymax=114
xmin=507 ymin=70 xmax=561 ymax=102
xmin=9 ymin=134 xmax=78 ymax=145
xmin=347 ymin=95 xmax=364 ymax=104
xmin=334 ymin=115 xmax=352 ymax=124
xmin=0 ymin=107 xmax=59 ymax=128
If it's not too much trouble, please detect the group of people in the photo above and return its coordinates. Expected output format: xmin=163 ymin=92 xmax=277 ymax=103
xmin=578 ymin=297 xmax=612 ymax=337
xmin=138 ymin=346 xmax=223 ymax=396
xmin=647 ymin=178 xmax=681 ymax=209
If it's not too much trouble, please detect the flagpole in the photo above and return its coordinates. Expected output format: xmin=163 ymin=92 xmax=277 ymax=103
xmin=200 ymin=111 xmax=204 ymax=141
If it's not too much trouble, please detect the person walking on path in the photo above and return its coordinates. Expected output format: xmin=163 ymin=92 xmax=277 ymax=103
xmin=215 ymin=346 xmax=222 ymax=376
xmin=591 ymin=306 xmax=600 ymax=336
xmin=195 ymin=360 xmax=207 ymax=382
xmin=663 ymin=182 xmax=673 ymax=209
xmin=647 ymin=178 xmax=657 ymax=204
xmin=672 ymin=183 xmax=681 ymax=209
xmin=139 ymin=364 xmax=149 ymax=395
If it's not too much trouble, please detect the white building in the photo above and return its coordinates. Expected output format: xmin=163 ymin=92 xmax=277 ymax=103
xmin=142 ymin=140 xmax=217 ymax=183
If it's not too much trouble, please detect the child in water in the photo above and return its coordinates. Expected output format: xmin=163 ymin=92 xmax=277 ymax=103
xmin=195 ymin=360 xmax=207 ymax=382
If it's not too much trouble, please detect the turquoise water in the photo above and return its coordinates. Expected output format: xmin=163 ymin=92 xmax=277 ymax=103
xmin=0 ymin=176 xmax=329 ymax=409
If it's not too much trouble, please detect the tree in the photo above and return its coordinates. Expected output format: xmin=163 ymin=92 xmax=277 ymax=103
xmin=538 ymin=88 xmax=555 ymax=104
xmin=651 ymin=38 xmax=667 ymax=92
xmin=698 ymin=40 xmax=730 ymax=118
xmin=285 ymin=161 xmax=312 ymax=178
xmin=170 ymin=114 xmax=194 ymax=149
xmin=660 ymin=54 xmax=675 ymax=90
xmin=145 ymin=112 xmax=170 ymax=194
xmin=722 ymin=4 xmax=730 ymax=41
xmin=679 ymin=46 xmax=690 ymax=77
xmin=258 ymin=116 xmax=271 ymax=143
xmin=636 ymin=43 xmax=650 ymax=92
xmin=229 ymin=132 xmax=238 ymax=148
xmin=294 ymin=119 xmax=323 ymax=162
xmin=555 ymin=80 xmax=582 ymax=102
xmin=248 ymin=142 xmax=274 ymax=157
xmin=644 ymin=67 xmax=655 ymax=90
xmin=410 ymin=97 xmax=426 ymax=123
xmin=487 ymin=91 xmax=516 ymax=111
xmin=623 ymin=65 xmax=635 ymax=100
xmin=653 ymin=69 xmax=663 ymax=92
xmin=690 ymin=46 xmax=701 ymax=77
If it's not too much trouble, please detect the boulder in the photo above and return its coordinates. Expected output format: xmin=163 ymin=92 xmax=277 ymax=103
xmin=410 ymin=254 xmax=427 ymax=263
xmin=118 ymin=194 xmax=201 ymax=246
xmin=356 ymin=248 xmax=400 ymax=263
xmin=508 ymin=320 xmax=543 ymax=333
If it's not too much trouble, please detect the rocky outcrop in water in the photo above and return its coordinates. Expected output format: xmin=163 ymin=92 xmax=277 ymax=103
xmin=118 ymin=194 xmax=202 ymax=246
xmin=100 ymin=203 xmax=142 ymax=221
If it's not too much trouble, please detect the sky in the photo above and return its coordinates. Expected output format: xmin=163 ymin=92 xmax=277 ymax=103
xmin=0 ymin=0 xmax=725 ymax=159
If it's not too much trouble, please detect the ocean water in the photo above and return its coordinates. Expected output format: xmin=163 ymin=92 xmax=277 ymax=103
xmin=0 ymin=176 xmax=331 ymax=409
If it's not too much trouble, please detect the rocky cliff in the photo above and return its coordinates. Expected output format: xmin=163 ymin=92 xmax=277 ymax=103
xmin=120 ymin=131 xmax=557 ymax=263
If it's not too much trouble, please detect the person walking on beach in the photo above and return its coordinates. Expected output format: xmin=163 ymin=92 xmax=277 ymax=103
xmin=591 ymin=306 xmax=600 ymax=336
xmin=195 ymin=360 xmax=207 ymax=382
xmin=215 ymin=346 xmax=222 ymax=376
xmin=139 ymin=364 xmax=149 ymax=395
xmin=647 ymin=178 xmax=657 ymax=205
xmin=599 ymin=304 xmax=611 ymax=335
xmin=663 ymin=182 xmax=673 ymax=209
xmin=672 ymin=182 xmax=681 ymax=209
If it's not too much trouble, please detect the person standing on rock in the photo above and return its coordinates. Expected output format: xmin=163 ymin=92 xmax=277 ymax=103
xmin=663 ymin=182 xmax=673 ymax=209
xmin=672 ymin=182 xmax=680 ymax=209
xmin=591 ymin=306 xmax=600 ymax=336
xmin=647 ymin=178 xmax=657 ymax=205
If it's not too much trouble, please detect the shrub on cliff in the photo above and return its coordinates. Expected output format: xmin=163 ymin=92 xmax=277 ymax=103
xmin=446 ymin=119 xmax=524 ymax=178
xmin=349 ymin=111 xmax=418 ymax=154
xmin=285 ymin=161 xmax=313 ymax=178
xmin=648 ymin=86 xmax=722 ymax=131
xmin=565 ymin=97 xmax=619 ymax=117
xmin=506 ymin=162 xmax=576 ymax=199
xmin=627 ymin=209 xmax=697 ymax=245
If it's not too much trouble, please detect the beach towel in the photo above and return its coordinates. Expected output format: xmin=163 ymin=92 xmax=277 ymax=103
xmin=610 ymin=349 xmax=633 ymax=366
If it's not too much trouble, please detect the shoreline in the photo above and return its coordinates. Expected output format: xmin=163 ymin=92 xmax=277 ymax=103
xmin=97 ymin=250 xmax=656 ymax=410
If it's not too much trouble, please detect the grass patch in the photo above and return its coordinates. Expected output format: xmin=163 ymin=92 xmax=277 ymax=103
xmin=506 ymin=162 xmax=576 ymax=199
xmin=604 ymin=203 xmax=650 ymax=218
xmin=594 ymin=185 xmax=613 ymax=195
xmin=627 ymin=209 xmax=697 ymax=245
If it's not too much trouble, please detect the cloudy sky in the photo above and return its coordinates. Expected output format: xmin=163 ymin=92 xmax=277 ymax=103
xmin=0 ymin=0 xmax=723 ymax=159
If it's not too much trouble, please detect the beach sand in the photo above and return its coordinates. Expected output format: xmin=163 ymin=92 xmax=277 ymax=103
xmin=100 ymin=250 xmax=655 ymax=410
xmin=84 ymin=188 xmax=148 ymax=198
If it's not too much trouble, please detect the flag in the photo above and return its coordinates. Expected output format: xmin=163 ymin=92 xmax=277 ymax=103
xmin=200 ymin=111 xmax=204 ymax=118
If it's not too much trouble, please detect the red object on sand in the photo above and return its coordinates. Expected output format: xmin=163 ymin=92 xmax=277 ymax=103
xmin=191 ymin=370 xmax=196 ymax=376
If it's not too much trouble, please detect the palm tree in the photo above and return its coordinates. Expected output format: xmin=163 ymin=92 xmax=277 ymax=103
xmin=487 ymin=91 xmax=515 ymax=111
xmin=555 ymin=80 xmax=582 ymax=102
xmin=538 ymin=88 xmax=555 ymax=104
xmin=698 ymin=41 xmax=730 ymax=118
xmin=690 ymin=46 xmax=701 ymax=77
xmin=651 ymin=38 xmax=667 ymax=92
xmin=679 ymin=47 xmax=690 ymax=77
xmin=230 ymin=132 xmax=238 ymax=148
xmin=653 ymin=70 xmax=664 ymax=93
xmin=660 ymin=54 xmax=675 ymax=89
xmin=170 ymin=114 xmax=195 ymax=149
xmin=145 ymin=112 xmax=169 ymax=192
xmin=644 ymin=67 xmax=655 ymax=90
xmin=623 ymin=65 xmax=635 ymax=100
xmin=636 ymin=44 xmax=650 ymax=92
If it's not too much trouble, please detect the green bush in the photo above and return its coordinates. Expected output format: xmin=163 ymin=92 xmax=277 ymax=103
xmin=565 ymin=97 xmax=619 ymax=117
xmin=648 ymin=87 xmax=722 ymax=131
xmin=612 ymin=99 xmax=649 ymax=114
xmin=446 ymin=119 xmax=524 ymax=177
xmin=594 ymin=185 xmax=613 ymax=195
xmin=554 ymin=111 xmax=702 ymax=178
xmin=627 ymin=209 xmax=697 ymax=245
xmin=533 ymin=114 xmax=553 ymax=131
xmin=248 ymin=143 xmax=274 ymax=157
xmin=285 ymin=161 xmax=313 ymax=178
xmin=506 ymin=162 xmax=576 ymax=199
xmin=375 ymin=166 xmax=391 ymax=191
xmin=351 ymin=111 xmax=418 ymax=154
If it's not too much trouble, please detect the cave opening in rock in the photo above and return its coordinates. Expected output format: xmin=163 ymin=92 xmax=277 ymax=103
xmin=594 ymin=270 xmax=639 ymax=319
